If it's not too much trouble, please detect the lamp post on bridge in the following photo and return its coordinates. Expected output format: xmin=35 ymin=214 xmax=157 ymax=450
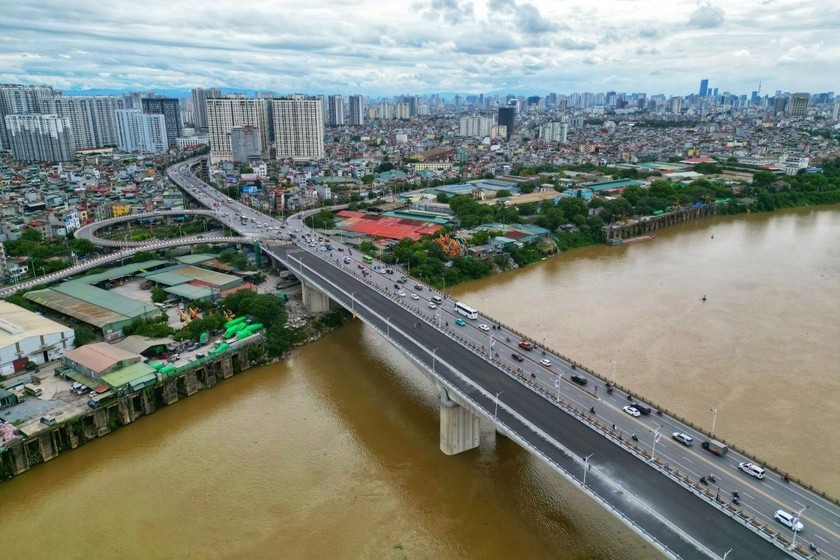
xmin=493 ymin=391 xmax=503 ymax=424
xmin=386 ymin=316 xmax=392 ymax=337
xmin=791 ymin=505 xmax=807 ymax=551
xmin=651 ymin=425 xmax=662 ymax=462
xmin=723 ymin=549 xmax=732 ymax=560
xmin=710 ymin=408 xmax=719 ymax=436
xmin=432 ymin=348 xmax=439 ymax=372
xmin=350 ymin=291 xmax=356 ymax=314
xmin=583 ymin=453 xmax=594 ymax=488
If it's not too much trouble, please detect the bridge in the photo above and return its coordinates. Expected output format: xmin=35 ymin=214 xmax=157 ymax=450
xmin=8 ymin=157 xmax=833 ymax=559
xmin=166 ymin=157 xmax=839 ymax=560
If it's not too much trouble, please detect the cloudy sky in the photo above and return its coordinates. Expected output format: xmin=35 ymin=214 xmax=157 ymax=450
xmin=1 ymin=0 xmax=838 ymax=97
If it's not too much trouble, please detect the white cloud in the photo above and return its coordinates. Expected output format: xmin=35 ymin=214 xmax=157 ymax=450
xmin=688 ymin=3 xmax=725 ymax=29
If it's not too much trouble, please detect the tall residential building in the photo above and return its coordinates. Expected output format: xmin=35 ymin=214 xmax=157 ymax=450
xmin=787 ymin=93 xmax=810 ymax=117
xmin=348 ymin=95 xmax=364 ymax=126
xmin=407 ymin=96 xmax=419 ymax=116
xmin=459 ymin=116 xmax=494 ymax=137
xmin=327 ymin=95 xmax=344 ymax=126
xmin=54 ymin=96 xmax=124 ymax=150
xmin=773 ymin=96 xmax=788 ymax=115
xmin=115 ymin=109 xmax=168 ymax=154
xmin=272 ymin=95 xmax=324 ymax=160
xmin=230 ymin=126 xmax=261 ymax=163
xmin=699 ymin=79 xmax=709 ymax=97
xmin=377 ymin=102 xmax=394 ymax=120
xmin=539 ymin=122 xmax=568 ymax=143
xmin=4 ymin=113 xmax=74 ymax=162
xmin=141 ymin=97 xmax=181 ymax=147
xmin=669 ymin=97 xmax=682 ymax=114
xmin=395 ymin=102 xmax=410 ymax=119
xmin=206 ymin=96 xmax=269 ymax=163
xmin=191 ymin=87 xmax=221 ymax=130
xmin=0 ymin=84 xmax=59 ymax=150
xmin=497 ymin=107 xmax=515 ymax=140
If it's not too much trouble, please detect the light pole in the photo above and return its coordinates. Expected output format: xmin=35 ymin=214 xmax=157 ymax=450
xmin=583 ymin=453 xmax=594 ymax=487
xmin=710 ymin=408 xmax=719 ymax=435
xmin=432 ymin=348 xmax=439 ymax=371
xmin=555 ymin=375 xmax=562 ymax=401
xmin=494 ymin=391 xmax=503 ymax=423
xmin=723 ymin=549 xmax=732 ymax=559
xmin=790 ymin=506 xmax=807 ymax=550
xmin=651 ymin=425 xmax=662 ymax=461
xmin=386 ymin=316 xmax=392 ymax=337
xmin=350 ymin=291 xmax=356 ymax=314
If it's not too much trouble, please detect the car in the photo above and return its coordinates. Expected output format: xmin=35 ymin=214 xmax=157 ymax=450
xmin=570 ymin=374 xmax=588 ymax=386
xmin=393 ymin=283 xmax=401 ymax=290
xmin=337 ymin=247 xmax=344 ymax=252
xmin=738 ymin=462 xmax=766 ymax=479
xmin=89 ymin=390 xmax=99 ymax=398
xmin=343 ymin=257 xmax=351 ymax=264
xmin=455 ymin=319 xmax=466 ymax=326
xmin=86 ymin=400 xmax=99 ymax=409
xmin=428 ymin=302 xmax=437 ymax=309
xmin=774 ymin=510 xmax=804 ymax=532
xmin=414 ymin=284 xmax=423 ymax=290
xmin=623 ymin=405 xmax=641 ymax=417
xmin=672 ymin=432 xmax=693 ymax=446
xmin=410 ymin=293 xmax=420 ymax=300
xmin=398 ymin=277 xmax=407 ymax=284
xmin=519 ymin=340 xmax=534 ymax=351
xmin=397 ymin=291 xmax=406 ymax=297
xmin=540 ymin=358 xmax=552 ymax=367
xmin=511 ymin=353 xmax=524 ymax=362
xmin=478 ymin=324 xmax=490 ymax=332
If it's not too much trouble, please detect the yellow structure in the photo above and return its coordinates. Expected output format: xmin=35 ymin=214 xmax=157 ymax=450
xmin=178 ymin=309 xmax=190 ymax=324
xmin=111 ymin=204 xmax=131 ymax=217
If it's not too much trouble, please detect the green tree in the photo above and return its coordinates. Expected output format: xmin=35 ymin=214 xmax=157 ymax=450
xmin=621 ymin=185 xmax=645 ymax=206
xmin=70 ymin=238 xmax=95 ymax=256
xmin=496 ymin=189 xmax=511 ymax=199
xmin=471 ymin=230 xmax=490 ymax=246
xmin=752 ymin=170 xmax=778 ymax=188
xmin=74 ymin=326 xmax=96 ymax=346
xmin=19 ymin=228 xmax=43 ymax=242
xmin=151 ymin=286 xmax=168 ymax=303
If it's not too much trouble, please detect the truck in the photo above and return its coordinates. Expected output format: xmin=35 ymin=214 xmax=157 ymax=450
xmin=199 ymin=332 xmax=209 ymax=345
xmin=701 ymin=439 xmax=729 ymax=457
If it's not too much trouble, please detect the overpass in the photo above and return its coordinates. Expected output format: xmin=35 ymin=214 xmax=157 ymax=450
xmin=168 ymin=157 xmax=840 ymax=560
xmin=73 ymin=209 xmax=243 ymax=247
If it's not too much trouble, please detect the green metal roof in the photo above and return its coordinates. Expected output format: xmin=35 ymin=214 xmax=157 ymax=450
xmin=52 ymin=282 xmax=158 ymax=318
xmin=175 ymin=254 xmax=218 ymax=265
xmin=144 ymin=271 xmax=195 ymax=286
xmin=79 ymin=260 xmax=170 ymax=284
xmin=164 ymin=284 xmax=213 ymax=300
xmin=101 ymin=362 xmax=156 ymax=389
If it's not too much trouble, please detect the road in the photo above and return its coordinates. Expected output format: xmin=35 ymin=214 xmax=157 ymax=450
xmin=169 ymin=157 xmax=838 ymax=559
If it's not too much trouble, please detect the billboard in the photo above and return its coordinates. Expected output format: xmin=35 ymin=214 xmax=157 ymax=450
xmin=241 ymin=186 xmax=258 ymax=194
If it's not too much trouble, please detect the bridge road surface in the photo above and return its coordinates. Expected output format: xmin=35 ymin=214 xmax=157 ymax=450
xmin=171 ymin=159 xmax=839 ymax=559
xmin=272 ymin=244 xmax=786 ymax=560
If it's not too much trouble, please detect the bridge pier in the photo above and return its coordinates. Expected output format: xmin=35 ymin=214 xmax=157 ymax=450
xmin=301 ymin=280 xmax=332 ymax=314
xmin=439 ymin=388 xmax=480 ymax=456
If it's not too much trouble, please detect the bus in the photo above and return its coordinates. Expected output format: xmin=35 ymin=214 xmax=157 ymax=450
xmin=454 ymin=301 xmax=478 ymax=320
xmin=363 ymin=255 xmax=373 ymax=264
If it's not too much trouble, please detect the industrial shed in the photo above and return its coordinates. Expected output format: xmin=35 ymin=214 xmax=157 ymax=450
xmin=63 ymin=342 xmax=142 ymax=380
xmin=0 ymin=301 xmax=75 ymax=376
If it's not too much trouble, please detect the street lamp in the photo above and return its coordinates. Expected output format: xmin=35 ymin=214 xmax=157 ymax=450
xmin=432 ymin=348 xmax=439 ymax=371
xmin=494 ymin=391 xmax=503 ymax=423
xmin=790 ymin=506 xmax=807 ymax=550
xmin=710 ymin=408 xmax=719 ymax=435
xmin=386 ymin=316 xmax=392 ymax=337
xmin=651 ymin=425 xmax=662 ymax=461
xmin=555 ymin=374 xmax=562 ymax=401
xmin=350 ymin=291 xmax=356 ymax=314
xmin=723 ymin=549 xmax=732 ymax=559
xmin=583 ymin=453 xmax=594 ymax=487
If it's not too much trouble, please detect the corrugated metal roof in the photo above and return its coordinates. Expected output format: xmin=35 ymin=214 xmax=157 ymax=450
xmin=102 ymin=361 xmax=155 ymax=388
xmin=79 ymin=260 xmax=169 ymax=284
xmin=176 ymin=265 xmax=241 ymax=288
xmin=25 ymin=289 xmax=129 ymax=329
xmin=164 ymin=284 xmax=213 ymax=300
xmin=144 ymin=271 xmax=195 ymax=286
xmin=0 ymin=301 xmax=73 ymax=350
xmin=175 ymin=254 xmax=218 ymax=265
xmin=52 ymin=282 xmax=157 ymax=318
xmin=65 ymin=342 xmax=141 ymax=375
xmin=113 ymin=335 xmax=171 ymax=354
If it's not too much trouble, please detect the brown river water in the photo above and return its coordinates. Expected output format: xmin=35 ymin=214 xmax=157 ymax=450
xmin=1 ymin=207 xmax=838 ymax=559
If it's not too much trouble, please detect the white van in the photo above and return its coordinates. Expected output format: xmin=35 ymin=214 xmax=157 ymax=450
xmin=738 ymin=462 xmax=766 ymax=479
xmin=431 ymin=296 xmax=443 ymax=304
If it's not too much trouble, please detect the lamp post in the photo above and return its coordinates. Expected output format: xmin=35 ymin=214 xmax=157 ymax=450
xmin=494 ymin=391 xmax=503 ymax=423
xmin=791 ymin=506 xmax=807 ymax=550
xmin=351 ymin=291 xmax=356 ymax=314
xmin=723 ymin=549 xmax=732 ymax=560
xmin=652 ymin=425 xmax=662 ymax=461
xmin=710 ymin=408 xmax=719 ymax=436
xmin=555 ymin=375 xmax=562 ymax=401
xmin=432 ymin=348 xmax=439 ymax=371
xmin=583 ymin=453 xmax=594 ymax=487
xmin=386 ymin=316 xmax=392 ymax=337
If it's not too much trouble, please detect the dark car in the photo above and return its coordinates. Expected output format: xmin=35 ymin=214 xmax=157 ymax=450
xmin=398 ymin=277 xmax=407 ymax=284
xmin=511 ymin=353 xmax=524 ymax=362
xmin=394 ymin=283 xmax=401 ymax=290
xmin=87 ymin=400 xmax=99 ymax=409
xmin=414 ymin=284 xmax=423 ymax=290
xmin=571 ymin=374 xmax=588 ymax=386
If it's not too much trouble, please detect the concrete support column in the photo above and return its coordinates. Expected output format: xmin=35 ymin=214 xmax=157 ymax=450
xmin=162 ymin=379 xmax=179 ymax=405
xmin=184 ymin=371 xmax=199 ymax=396
xmin=10 ymin=445 xmax=29 ymax=475
xmin=220 ymin=356 xmax=233 ymax=379
xmin=301 ymin=280 xmax=331 ymax=313
xmin=439 ymin=388 xmax=480 ymax=456
xmin=93 ymin=409 xmax=110 ymax=437
xmin=140 ymin=391 xmax=156 ymax=415
xmin=202 ymin=368 xmax=217 ymax=388
xmin=118 ymin=399 xmax=134 ymax=425
xmin=38 ymin=432 xmax=57 ymax=462
xmin=239 ymin=350 xmax=250 ymax=371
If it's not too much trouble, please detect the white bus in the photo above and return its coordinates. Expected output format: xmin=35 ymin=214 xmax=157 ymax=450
xmin=454 ymin=301 xmax=478 ymax=320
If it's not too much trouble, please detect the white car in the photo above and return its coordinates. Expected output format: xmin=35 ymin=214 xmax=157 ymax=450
xmin=478 ymin=324 xmax=490 ymax=332
xmin=410 ymin=293 xmax=420 ymax=300
xmin=738 ymin=462 xmax=766 ymax=479
xmin=623 ymin=405 xmax=641 ymax=417
xmin=774 ymin=510 xmax=804 ymax=532
xmin=397 ymin=291 xmax=406 ymax=297
xmin=428 ymin=302 xmax=437 ymax=309
xmin=672 ymin=432 xmax=693 ymax=446
xmin=539 ymin=358 xmax=552 ymax=367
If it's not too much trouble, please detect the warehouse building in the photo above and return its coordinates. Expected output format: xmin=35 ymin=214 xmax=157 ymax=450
xmin=63 ymin=342 xmax=142 ymax=380
xmin=0 ymin=301 xmax=75 ymax=376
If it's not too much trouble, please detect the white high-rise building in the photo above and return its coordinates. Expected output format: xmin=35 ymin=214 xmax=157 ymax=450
xmin=377 ymin=102 xmax=393 ymax=120
xmin=327 ymin=95 xmax=344 ymax=126
xmin=272 ymin=95 xmax=324 ymax=160
xmin=459 ymin=116 xmax=494 ymax=137
xmin=115 ymin=109 xmax=168 ymax=154
xmin=539 ymin=122 xmax=568 ymax=143
xmin=348 ymin=95 xmax=364 ymax=126
xmin=0 ymin=84 xmax=59 ymax=149
xmin=395 ymin=103 xmax=410 ymax=120
xmin=54 ymin=96 xmax=124 ymax=150
xmin=4 ymin=113 xmax=75 ymax=162
xmin=206 ymin=95 xmax=269 ymax=163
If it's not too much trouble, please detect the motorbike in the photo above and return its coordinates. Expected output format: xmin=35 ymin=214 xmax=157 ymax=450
xmin=732 ymin=497 xmax=740 ymax=506
xmin=631 ymin=434 xmax=638 ymax=442
xmin=699 ymin=477 xmax=708 ymax=485
xmin=707 ymin=474 xmax=717 ymax=483
xmin=606 ymin=386 xmax=613 ymax=394
xmin=732 ymin=491 xmax=740 ymax=500
xmin=656 ymin=410 xmax=662 ymax=416
xmin=810 ymin=543 xmax=821 ymax=555
xmin=590 ymin=407 xmax=595 ymax=414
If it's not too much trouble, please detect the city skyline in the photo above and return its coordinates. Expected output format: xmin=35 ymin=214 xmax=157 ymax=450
xmin=2 ymin=0 xmax=838 ymax=96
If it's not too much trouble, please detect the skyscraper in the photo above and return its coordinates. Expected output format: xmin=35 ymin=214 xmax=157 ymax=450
xmin=141 ymin=97 xmax=182 ymax=147
xmin=0 ymin=84 xmax=59 ymax=150
xmin=272 ymin=95 xmax=324 ymax=160
xmin=497 ymin=107 xmax=515 ymax=140
xmin=230 ymin=126 xmax=260 ymax=163
xmin=191 ymin=87 xmax=221 ymax=130
xmin=348 ymin=95 xmax=364 ymax=126
xmin=459 ymin=116 xmax=494 ymax=137
xmin=206 ymin=96 xmax=269 ymax=163
xmin=698 ymin=79 xmax=709 ymax=97
xmin=54 ymin=96 xmax=124 ymax=150
xmin=787 ymin=93 xmax=810 ymax=117
xmin=327 ymin=95 xmax=344 ymax=126
xmin=115 ymin=109 xmax=168 ymax=154
xmin=4 ymin=113 xmax=75 ymax=162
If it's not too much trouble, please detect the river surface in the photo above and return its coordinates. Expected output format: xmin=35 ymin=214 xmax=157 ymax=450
xmin=1 ymin=207 xmax=838 ymax=559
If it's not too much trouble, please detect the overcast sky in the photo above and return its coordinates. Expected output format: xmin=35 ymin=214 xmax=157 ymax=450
xmin=1 ymin=0 xmax=838 ymax=97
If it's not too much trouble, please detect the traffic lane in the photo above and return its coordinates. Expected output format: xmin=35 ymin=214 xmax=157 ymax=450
xmin=293 ymin=252 xmax=786 ymax=560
